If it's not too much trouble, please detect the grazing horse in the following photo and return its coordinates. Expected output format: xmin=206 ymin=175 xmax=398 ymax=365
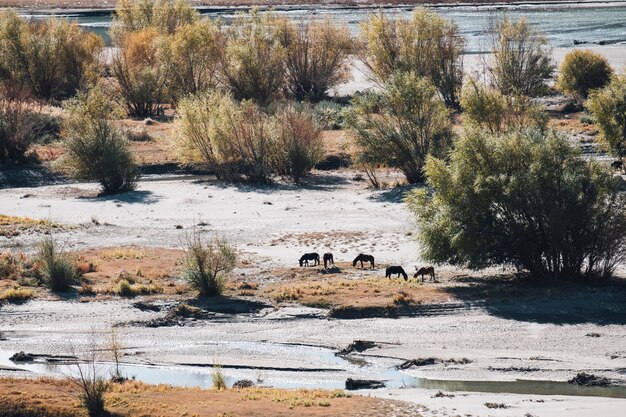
xmin=414 ymin=266 xmax=435 ymax=282
xmin=323 ymin=253 xmax=334 ymax=269
xmin=299 ymin=253 xmax=320 ymax=267
xmin=353 ymin=254 xmax=375 ymax=269
xmin=611 ymin=160 xmax=624 ymax=171
xmin=386 ymin=266 xmax=408 ymax=280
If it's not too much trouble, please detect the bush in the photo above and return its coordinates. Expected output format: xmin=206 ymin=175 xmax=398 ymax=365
xmin=276 ymin=18 xmax=353 ymax=101
xmin=0 ymin=286 xmax=34 ymax=303
xmin=37 ymin=236 xmax=77 ymax=292
xmin=72 ymin=352 xmax=108 ymax=417
xmin=60 ymin=87 xmax=139 ymax=194
xmin=0 ymin=94 xmax=47 ymax=164
xmin=219 ymin=13 xmax=286 ymax=106
xmin=112 ymin=28 xmax=171 ymax=117
xmin=360 ymin=9 xmax=465 ymax=108
xmin=461 ymin=78 xmax=548 ymax=134
xmin=0 ymin=11 xmax=103 ymax=100
xmin=313 ymin=101 xmax=347 ymax=130
xmin=182 ymin=234 xmax=236 ymax=297
xmin=406 ymin=129 xmax=626 ymax=279
xmin=273 ymin=106 xmax=324 ymax=183
xmin=586 ymin=75 xmax=626 ymax=160
xmin=488 ymin=17 xmax=554 ymax=96
xmin=557 ymin=49 xmax=612 ymax=101
xmin=346 ymin=72 xmax=453 ymax=183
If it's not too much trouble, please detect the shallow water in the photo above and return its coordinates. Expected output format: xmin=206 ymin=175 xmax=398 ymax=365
xmin=21 ymin=3 xmax=626 ymax=51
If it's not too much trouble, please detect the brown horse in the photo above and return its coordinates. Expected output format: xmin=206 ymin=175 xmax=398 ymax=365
xmin=386 ymin=266 xmax=408 ymax=280
xmin=353 ymin=254 xmax=374 ymax=269
xmin=414 ymin=266 xmax=435 ymax=282
xmin=299 ymin=253 xmax=320 ymax=267
xmin=323 ymin=253 xmax=334 ymax=268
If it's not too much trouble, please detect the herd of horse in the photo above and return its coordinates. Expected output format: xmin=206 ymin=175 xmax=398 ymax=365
xmin=298 ymin=252 xmax=436 ymax=282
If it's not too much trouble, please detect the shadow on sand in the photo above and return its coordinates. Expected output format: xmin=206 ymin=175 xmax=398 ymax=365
xmin=206 ymin=172 xmax=351 ymax=195
xmin=82 ymin=190 xmax=160 ymax=205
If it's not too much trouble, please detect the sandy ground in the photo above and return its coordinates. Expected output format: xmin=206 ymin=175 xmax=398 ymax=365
xmin=0 ymin=173 xmax=625 ymax=416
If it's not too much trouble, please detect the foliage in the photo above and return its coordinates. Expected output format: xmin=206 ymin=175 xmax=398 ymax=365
xmin=0 ymin=11 xmax=102 ymax=100
xmin=407 ymin=129 xmax=626 ymax=279
xmin=276 ymin=18 xmax=353 ymax=101
xmin=586 ymin=74 xmax=626 ymax=160
xmin=111 ymin=0 xmax=198 ymax=41
xmin=219 ymin=13 xmax=286 ymax=106
xmin=273 ymin=106 xmax=324 ymax=183
xmin=313 ymin=100 xmax=347 ymax=130
xmin=0 ymin=93 xmax=47 ymax=164
xmin=461 ymin=78 xmax=548 ymax=134
xmin=182 ymin=234 xmax=236 ymax=297
xmin=488 ymin=17 xmax=554 ymax=96
xmin=360 ymin=9 xmax=465 ymax=108
xmin=111 ymin=28 xmax=171 ymax=117
xmin=0 ymin=286 xmax=34 ymax=303
xmin=61 ymin=87 xmax=139 ymax=195
xmin=37 ymin=236 xmax=77 ymax=292
xmin=346 ymin=72 xmax=453 ymax=183
xmin=557 ymin=49 xmax=613 ymax=101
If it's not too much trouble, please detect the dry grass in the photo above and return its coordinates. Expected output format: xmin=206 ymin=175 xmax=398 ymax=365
xmin=0 ymin=286 xmax=35 ymax=303
xmin=0 ymin=214 xmax=63 ymax=238
xmin=0 ymin=377 xmax=418 ymax=417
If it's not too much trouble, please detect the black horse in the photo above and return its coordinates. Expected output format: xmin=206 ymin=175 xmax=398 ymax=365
xmin=611 ymin=160 xmax=624 ymax=171
xmin=299 ymin=253 xmax=320 ymax=267
xmin=323 ymin=253 xmax=334 ymax=268
xmin=386 ymin=266 xmax=408 ymax=280
xmin=353 ymin=254 xmax=374 ymax=269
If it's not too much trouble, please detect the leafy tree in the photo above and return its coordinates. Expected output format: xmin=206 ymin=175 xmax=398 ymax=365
xmin=360 ymin=9 xmax=465 ymax=108
xmin=407 ymin=129 xmax=626 ymax=279
xmin=557 ymin=49 xmax=612 ymax=102
xmin=346 ymin=72 xmax=453 ymax=183
xmin=488 ymin=17 xmax=554 ymax=97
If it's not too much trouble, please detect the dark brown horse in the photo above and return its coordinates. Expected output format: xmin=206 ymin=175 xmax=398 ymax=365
xmin=353 ymin=254 xmax=374 ymax=269
xmin=299 ymin=253 xmax=320 ymax=267
xmin=386 ymin=266 xmax=408 ymax=280
xmin=323 ymin=253 xmax=334 ymax=268
xmin=414 ymin=266 xmax=435 ymax=282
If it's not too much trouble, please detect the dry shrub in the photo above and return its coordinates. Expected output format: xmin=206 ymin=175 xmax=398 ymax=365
xmin=0 ymin=92 xmax=50 ymax=164
xmin=557 ymin=49 xmax=613 ymax=101
xmin=37 ymin=236 xmax=77 ymax=292
xmin=360 ymin=9 xmax=464 ymax=108
xmin=276 ymin=18 xmax=353 ymax=101
xmin=182 ymin=234 xmax=236 ymax=297
xmin=0 ymin=286 xmax=34 ymax=303
xmin=111 ymin=0 xmax=198 ymax=41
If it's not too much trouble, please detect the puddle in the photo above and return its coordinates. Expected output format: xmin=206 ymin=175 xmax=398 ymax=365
xmin=1 ymin=348 xmax=625 ymax=399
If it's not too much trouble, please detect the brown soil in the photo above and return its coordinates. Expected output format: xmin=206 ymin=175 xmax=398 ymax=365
xmin=0 ymin=377 xmax=423 ymax=417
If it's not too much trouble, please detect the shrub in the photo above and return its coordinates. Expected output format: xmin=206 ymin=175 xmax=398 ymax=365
xmin=586 ymin=75 xmax=626 ymax=161
xmin=72 ymin=352 xmax=108 ymax=417
xmin=313 ymin=100 xmax=347 ymax=130
xmin=406 ymin=129 xmax=626 ymax=279
xmin=0 ymin=94 xmax=47 ymax=164
xmin=37 ymin=236 xmax=77 ymax=292
xmin=0 ymin=11 xmax=103 ymax=100
xmin=182 ymin=234 xmax=236 ymax=297
xmin=219 ymin=13 xmax=286 ymax=106
xmin=273 ymin=107 xmax=324 ymax=183
xmin=488 ymin=17 xmax=554 ymax=96
xmin=0 ymin=286 xmax=34 ymax=303
xmin=212 ymin=365 xmax=227 ymax=390
xmin=112 ymin=28 xmax=171 ymax=117
xmin=276 ymin=18 xmax=353 ymax=101
xmin=360 ymin=9 xmax=465 ymax=108
xmin=461 ymin=78 xmax=548 ymax=134
xmin=61 ymin=87 xmax=139 ymax=195
xmin=346 ymin=72 xmax=453 ymax=183
xmin=557 ymin=49 xmax=612 ymax=101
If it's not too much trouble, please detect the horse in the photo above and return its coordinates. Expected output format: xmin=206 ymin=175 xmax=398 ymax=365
xmin=323 ymin=253 xmax=334 ymax=269
xmin=299 ymin=253 xmax=320 ymax=267
xmin=386 ymin=266 xmax=408 ymax=280
xmin=414 ymin=266 xmax=435 ymax=282
xmin=611 ymin=160 xmax=624 ymax=172
xmin=353 ymin=254 xmax=374 ymax=269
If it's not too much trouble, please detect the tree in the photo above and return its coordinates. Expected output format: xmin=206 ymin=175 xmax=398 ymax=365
xmin=407 ymin=129 xmax=626 ymax=279
xmin=586 ymin=75 xmax=626 ymax=161
xmin=182 ymin=234 xmax=236 ymax=297
xmin=346 ymin=72 xmax=453 ymax=183
xmin=0 ymin=11 xmax=103 ymax=100
xmin=360 ymin=9 xmax=465 ymax=108
xmin=557 ymin=49 xmax=612 ymax=102
xmin=276 ymin=18 xmax=353 ymax=101
xmin=218 ymin=13 xmax=286 ymax=106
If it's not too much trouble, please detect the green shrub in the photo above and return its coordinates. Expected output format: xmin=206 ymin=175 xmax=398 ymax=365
xmin=37 ymin=236 xmax=77 ymax=292
xmin=276 ymin=18 xmax=353 ymax=101
xmin=346 ymin=72 xmax=453 ymax=183
xmin=182 ymin=235 xmax=236 ymax=297
xmin=360 ymin=9 xmax=465 ymax=108
xmin=557 ymin=49 xmax=612 ymax=101
xmin=586 ymin=75 xmax=626 ymax=160
xmin=488 ymin=17 xmax=554 ymax=96
xmin=313 ymin=101 xmax=347 ymax=130
xmin=273 ymin=106 xmax=324 ymax=183
xmin=461 ymin=78 xmax=548 ymax=134
xmin=0 ymin=11 xmax=103 ymax=100
xmin=407 ymin=129 xmax=626 ymax=279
